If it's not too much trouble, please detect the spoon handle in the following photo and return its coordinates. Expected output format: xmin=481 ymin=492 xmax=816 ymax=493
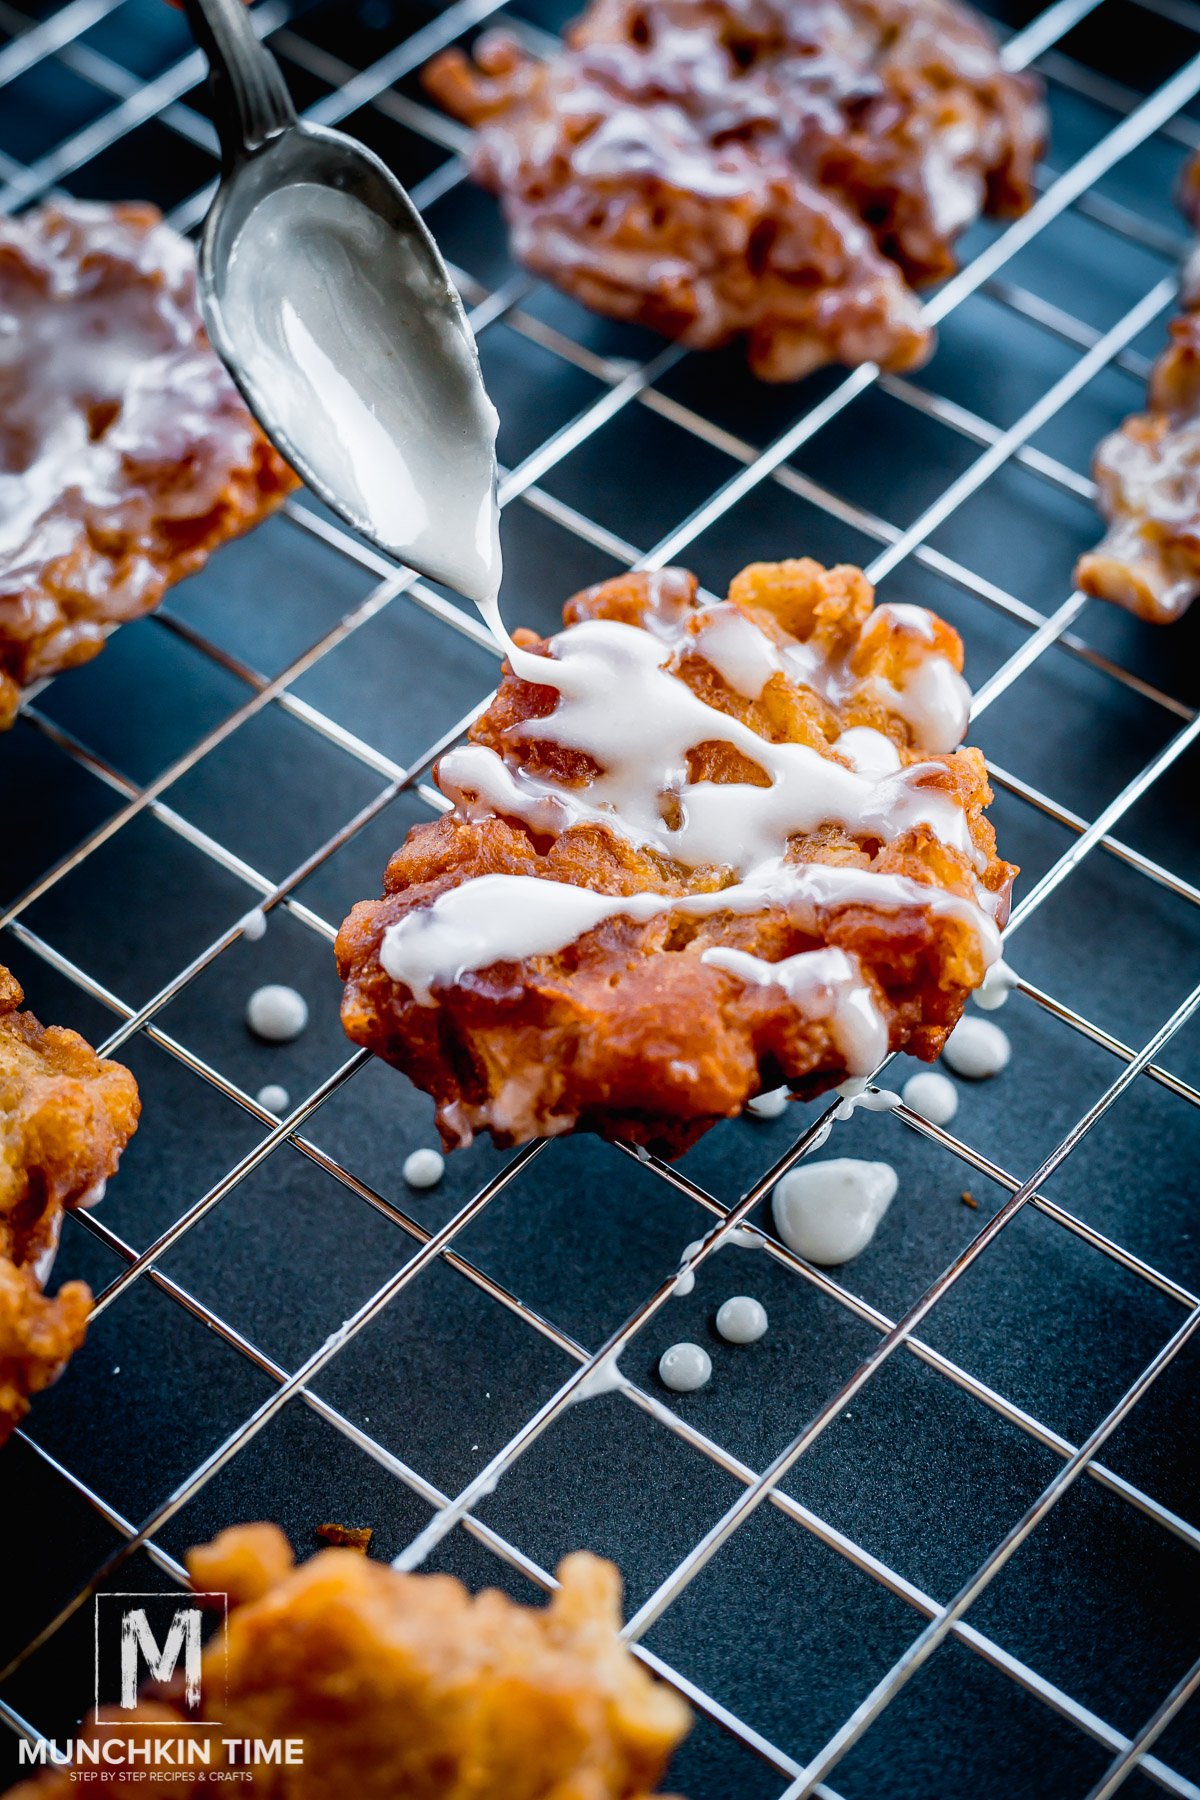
xmin=180 ymin=0 xmax=296 ymax=165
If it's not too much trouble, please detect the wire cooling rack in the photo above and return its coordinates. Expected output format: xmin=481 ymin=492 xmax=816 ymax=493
xmin=2 ymin=0 xmax=1200 ymax=1792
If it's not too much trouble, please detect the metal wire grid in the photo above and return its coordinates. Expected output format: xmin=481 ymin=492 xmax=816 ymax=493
xmin=0 ymin=0 xmax=1198 ymax=1790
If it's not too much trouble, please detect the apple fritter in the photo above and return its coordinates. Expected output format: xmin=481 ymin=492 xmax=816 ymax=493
xmin=0 ymin=965 xmax=139 ymax=1442
xmin=424 ymin=0 xmax=1044 ymax=379
xmin=0 ymin=200 xmax=298 ymax=726
xmin=337 ymin=561 xmax=1015 ymax=1157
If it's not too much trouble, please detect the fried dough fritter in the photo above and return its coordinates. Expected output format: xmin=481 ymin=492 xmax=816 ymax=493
xmin=0 ymin=965 xmax=139 ymax=1442
xmin=13 ymin=1523 xmax=690 ymax=1799
xmin=0 ymin=200 xmax=299 ymax=726
xmin=1075 ymin=152 xmax=1200 ymax=623
xmin=1075 ymin=300 xmax=1200 ymax=623
xmin=337 ymin=561 xmax=1015 ymax=1157
xmin=424 ymin=0 xmax=1044 ymax=380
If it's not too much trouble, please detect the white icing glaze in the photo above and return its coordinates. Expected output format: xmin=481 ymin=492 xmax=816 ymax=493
xmin=381 ymin=859 xmax=998 ymax=1008
xmin=715 ymin=1295 xmax=768 ymax=1343
xmin=941 ymin=1015 xmax=1010 ymax=1078
xmin=772 ymin=1157 xmax=898 ymax=1264
xmin=659 ymin=1341 xmax=712 ymax=1392
xmin=975 ymin=957 xmax=1017 ymax=1010
xmin=403 ymin=1147 xmax=445 ymax=1188
xmin=673 ymin=1242 xmax=702 ymax=1297
xmin=870 ymin=656 xmax=971 ymax=756
xmin=875 ymin=603 xmax=937 ymax=642
xmin=240 ymin=906 xmax=268 ymax=942
xmin=746 ymin=1084 xmax=789 ymax=1120
xmin=673 ymin=1224 xmax=761 ymax=1295
xmin=834 ymin=727 xmax=902 ymax=779
xmin=30 ymin=1211 xmax=63 ymax=1290
xmin=695 ymin=602 xmax=782 ymax=698
xmin=832 ymin=1076 xmax=901 ymax=1119
xmin=864 ymin=604 xmax=970 ymax=754
xmin=702 ymin=945 xmax=887 ymax=1076
xmin=222 ymin=183 xmax=500 ymax=603
xmin=380 ymin=875 xmax=658 ymax=1003
xmin=501 ymin=619 xmax=978 ymax=870
xmin=571 ymin=1353 xmax=626 ymax=1400
xmin=901 ymin=1069 xmax=959 ymax=1125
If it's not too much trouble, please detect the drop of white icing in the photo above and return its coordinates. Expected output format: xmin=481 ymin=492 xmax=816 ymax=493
xmin=746 ymin=1085 xmax=790 ymax=1120
xmin=240 ymin=906 xmax=268 ymax=942
xmin=941 ymin=1016 xmax=1010 ymax=1079
xmin=403 ymin=1147 xmax=445 ymax=1189
xmin=715 ymin=1296 xmax=768 ymax=1344
xmin=659 ymin=1342 xmax=712 ymax=1392
xmin=673 ymin=1224 xmax=761 ymax=1296
xmin=256 ymin=1083 xmax=290 ymax=1114
xmin=727 ymin=1225 xmax=762 ymax=1249
xmin=869 ymin=658 xmax=971 ymax=755
xmin=221 ymin=183 xmax=500 ymax=604
xmin=246 ymin=984 xmax=308 ymax=1042
xmin=832 ymin=1079 xmax=900 ymax=1120
xmin=901 ymin=1070 xmax=959 ymax=1125
xmin=30 ymin=1211 xmax=63 ymax=1288
xmin=571 ymin=1354 xmax=626 ymax=1400
xmin=975 ymin=958 xmax=1017 ymax=1010
xmin=772 ymin=1158 xmax=899 ymax=1265
xmin=673 ymin=1238 xmax=705 ymax=1297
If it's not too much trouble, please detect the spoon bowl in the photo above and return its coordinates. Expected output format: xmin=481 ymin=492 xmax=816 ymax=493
xmin=181 ymin=0 xmax=500 ymax=605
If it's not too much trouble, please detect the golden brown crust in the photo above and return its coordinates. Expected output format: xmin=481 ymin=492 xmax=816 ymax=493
xmin=0 ymin=1259 xmax=91 ymax=1449
xmin=0 ymin=201 xmax=299 ymax=725
xmin=336 ymin=561 xmax=1015 ymax=1157
xmin=424 ymin=0 xmax=1044 ymax=380
xmin=0 ymin=966 xmax=139 ymax=1442
xmin=13 ymin=1523 xmax=690 ymax=1798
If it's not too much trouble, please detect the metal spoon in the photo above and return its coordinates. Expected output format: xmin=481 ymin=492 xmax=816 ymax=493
xmin=179 ymin=0 xmax=501 ymax=605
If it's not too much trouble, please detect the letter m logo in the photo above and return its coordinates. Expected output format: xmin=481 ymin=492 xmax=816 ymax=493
xmin=96 ymin=1591 xmax=227 ymax=1719
xmin=119 ymin=1606 xmax=203 ymax=1710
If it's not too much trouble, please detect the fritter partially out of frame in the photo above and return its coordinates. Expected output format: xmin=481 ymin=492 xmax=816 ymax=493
xmin=1075 ymin=156 xmax=1200 ymax=623
xmin=424 ymin=0 xmax=1045 ymax=380
xmin=0 ymin=201 xmax=298 ymax=727
xmin=337 ymin=561 xmax=1015 ymax=1158
xmin=0 ymin=966 xmax=139 ymax=1443
xmin=14 ymin=1523 xmax=690 ymax=1799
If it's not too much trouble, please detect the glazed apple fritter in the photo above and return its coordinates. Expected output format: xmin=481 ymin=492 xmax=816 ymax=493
xmin=424 ymin=0 xmax=1045 ymax=380
xmin=0 ymin=965 xmax=139 ymax=1443
xmin=13 ymin=1523 xmax=691 ymax=1799
xmin=337 ymin=560 xmax=1015 ymax=1158
xmin=1075 ymin=154 xmax=1200 ymax=623
xmin=0 ymin=200 xmax=298 ymax=727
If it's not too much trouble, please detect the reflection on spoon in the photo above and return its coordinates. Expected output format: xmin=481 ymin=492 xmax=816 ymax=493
xmin=221 ymin=180 xmax=501 ymax=606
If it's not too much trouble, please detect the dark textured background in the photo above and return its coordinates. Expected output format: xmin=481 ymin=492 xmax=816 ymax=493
xmin=1 ymin=0 xmax=1199 ymax=1792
